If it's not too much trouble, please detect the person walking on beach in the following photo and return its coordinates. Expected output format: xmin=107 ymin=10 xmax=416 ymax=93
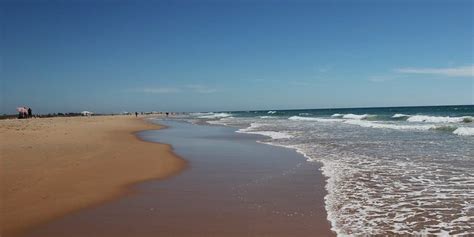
xmin=28 ymin=107 xmax=32 ymax=118
xmin=135 ymin=112 xmax=138 ymax=117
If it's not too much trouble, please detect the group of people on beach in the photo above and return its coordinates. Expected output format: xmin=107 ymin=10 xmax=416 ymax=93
xmin=18 ymin=107 xmax=33 ymax=119
xmin=134 ymin=112 xmax=170 ymax=117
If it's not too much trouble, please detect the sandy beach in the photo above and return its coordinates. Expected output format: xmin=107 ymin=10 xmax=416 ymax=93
xmin=0 ymin=116 xmax=186 ymax=236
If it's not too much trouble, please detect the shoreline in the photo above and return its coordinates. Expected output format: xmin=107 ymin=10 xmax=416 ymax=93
xmin=0 ymin=116 xmax=187 ymax=236
xmin=23 ymin=120 xmax=334 ymax=236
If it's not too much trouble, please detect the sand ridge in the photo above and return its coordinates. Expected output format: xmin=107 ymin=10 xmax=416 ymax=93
xmin=0 ymin=116 xmax=186 ymax=236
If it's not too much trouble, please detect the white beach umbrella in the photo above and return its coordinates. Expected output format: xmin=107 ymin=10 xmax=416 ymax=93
xmin=81 ymin=111 xmax=93 ymax=116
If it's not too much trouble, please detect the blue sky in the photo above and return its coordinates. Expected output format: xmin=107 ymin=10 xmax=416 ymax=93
xmin=1 ymin=0 xmax=473 ymax=113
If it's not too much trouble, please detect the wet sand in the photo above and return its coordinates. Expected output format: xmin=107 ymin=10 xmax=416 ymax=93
xmin=23 ymin=120 xmax=334 ymax=236
xmin=0 ymin=116 xmax=186 ymax=236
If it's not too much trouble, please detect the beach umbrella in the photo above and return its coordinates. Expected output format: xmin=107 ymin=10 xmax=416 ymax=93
xmin=17 ymin=107 xmax=28 ymax=113
xmin=81 ymin=111 xmax=93 ymax=116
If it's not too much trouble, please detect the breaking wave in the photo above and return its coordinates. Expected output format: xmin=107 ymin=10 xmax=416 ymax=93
xmin=196 ymin=112 xmax=232 ymax=119
xmin=342 ymin=114 xmax=370 ymax=120
xmin=430 ymin=125 xmax=458 ymax=132
xmin=331 ymin=113 xmax=380 ymax=120
xmin=406 ymin=115 xmax=473 ymax=123
xmin=453 ymin=127 xmax=474 ymax=136
xmin=290 ymin=116 xmax=471 ymax=136
xmin=237 ymin=123 xmax=293 ymax=139
xmin=288 ymin=116 xmax=341 ymax=122
xmin=344 ymin=120 xmax=433 ymax=131
xmin=392 ymin=113 xmax=410 ymax=119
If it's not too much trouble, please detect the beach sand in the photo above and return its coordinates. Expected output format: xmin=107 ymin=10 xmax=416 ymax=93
xmin=0 ymin=116 xmax=186 ymax=236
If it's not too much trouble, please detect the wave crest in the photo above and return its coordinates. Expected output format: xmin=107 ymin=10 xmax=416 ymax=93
xmin=196 ymin=112 xmax=232 ymax=119
xmin=342 ymin=114 xmax=370 ymax=120
xmin=289 ymin=116 xmax=341 ymax=122
xmin=406 ymin=115 xmax=473 ymax=123
xmin=392 ymin=113 xmax=410 ymax=119
xmin=453 ymin=127 xmax=474 ymax=136
xmin=237 ymin=123 xmax=293 ymax=139
xmin=344 ymin=120 xmax=434 ymax=131
xmin=429 ymin=125 xmax=458 ymax=132
xmin=331 ymin=113 xmax=378 ymax=120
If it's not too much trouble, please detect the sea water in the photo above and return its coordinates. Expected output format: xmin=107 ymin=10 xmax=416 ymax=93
xmin=173 ymin=105 xmax=473 ymax=235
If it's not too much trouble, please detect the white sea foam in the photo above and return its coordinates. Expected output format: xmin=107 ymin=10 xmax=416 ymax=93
xmin=260 ymin=116 xmax=277 ymax=119
xmin=266 ymin=143 xmax=473 ymax=236
xmin=306 ymin=148 xmax=474 ymax=236
xmin=237 ymin=122 xmax=263 ymax=132
xmin=453 ymin=127 xmax=474 ymax=136
xmin=243 ymin=131 xmax=293 ymax=139
xmin=206 ymin=118 xmax=232 ymax=125
xmin=331 ymin=113 xmax=343 ymax=118
xmin=342 ymin=113 xmax=370 ymax=120
xmin=267 ymin=111 xmax=277 ymax=114
xmin=197 ymin=112 xmax=232 ymax=119
xmin=290 ymin=115 xmax=472 ymax=135
xmin=237 ymin=123 xmax=292 ymax=139
xmin=288 ymin=116 xmax=341 ymax=122
xmin=190 ymin=112 xmax=213 ymax=116
xmin=406 ymin=115 xmax=473 ymax=123
xmin=392 ymin=113 xmax=410 ymax=118
xmin=344 ymin=120 xmax=434 ymax=131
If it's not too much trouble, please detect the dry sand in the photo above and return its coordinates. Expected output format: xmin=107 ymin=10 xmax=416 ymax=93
xmin=0 ymin=116 xmax=186 ymax=236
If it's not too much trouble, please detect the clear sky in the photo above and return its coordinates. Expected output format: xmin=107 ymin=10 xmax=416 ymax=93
xmin=1 ymin=0 xmax=473 ymax=114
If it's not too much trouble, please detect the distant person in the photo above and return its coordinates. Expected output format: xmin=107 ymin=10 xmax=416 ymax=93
xmin=28 ymin=108 xmax=32 ymax=118
xmin=166 ymin=112 xmax=169 ymax=117
xmin=135 ymin=112 xmax=138 ymax=117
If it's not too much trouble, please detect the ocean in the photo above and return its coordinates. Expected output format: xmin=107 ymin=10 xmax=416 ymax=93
xmin=172 ymin=105 xmax=473 ymax=236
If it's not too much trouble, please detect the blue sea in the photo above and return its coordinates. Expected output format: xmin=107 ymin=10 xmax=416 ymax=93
xmin=171 ymin=105 xmax=473 ymax=235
